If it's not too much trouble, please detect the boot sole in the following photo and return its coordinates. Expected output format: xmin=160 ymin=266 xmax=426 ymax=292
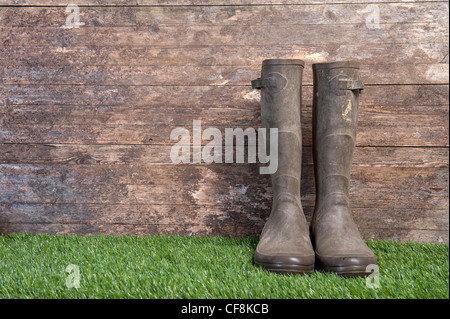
xmin=315 ymin=264 xmax=373 ymax=277
xmin=255 ymin=261 xmax=314 ymax=275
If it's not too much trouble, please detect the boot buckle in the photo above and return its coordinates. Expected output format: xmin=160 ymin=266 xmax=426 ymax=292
xmin=332 ymin=77 xmax=364 ymax=95
xmin=252 ymin=73 xmax=288 ymax=93
xmin=251 ymin=78 xmax=263 ymax=90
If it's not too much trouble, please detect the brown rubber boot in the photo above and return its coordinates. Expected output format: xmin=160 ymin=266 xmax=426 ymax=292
xmin=311 ymin=61 xmax=377 ymax=276
xmin=251 ymin=59 xmax=315 ymax=274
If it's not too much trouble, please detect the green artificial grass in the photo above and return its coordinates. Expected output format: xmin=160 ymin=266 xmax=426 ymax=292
xmin=0 ymin=234 xmax=448 ymax=299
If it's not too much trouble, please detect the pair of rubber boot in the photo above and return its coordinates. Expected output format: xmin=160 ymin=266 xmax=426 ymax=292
xmin=251 ymin=59 xmax=377 ymax=276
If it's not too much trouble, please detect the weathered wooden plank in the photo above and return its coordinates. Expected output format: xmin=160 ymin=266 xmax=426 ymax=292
xmin=0 ymin=203 xmax=202 ymax=225
xmin=355 ymin=208 xmax=449 ymax=235
xmin=0 ymin=164 xmax=447 ymax=210
xmin=1 ymin=203 xmax=447 ymax=232
xmin=2 ymin=84 xmax=446 ymax=107
xmin=357 ymin=105 xmax=449 ymax=147
xmin=359 ymin=228 xmax=449 ymax=243
xmin=1 ymin=3 xmax=448 ymax=27
xmin=1 ymin=101 xmax=447 ymax=146
xmin=0 ymin=108 xmax=446 ymax=146
xmin=0 ymin=147 xmax=447 ymax=239
xmin=0 ymin=204 xmax=448 ymax=242
xmin=1 ymin=23 xmax=447 ymax=49
xmin=1 ymin=43 xmax=448 ymax=68
xmin=2 ymin=221 xmax=447 ymax=243
xmin=1 ymin=221 xmax=447 ymax=243
xmin=0 ymin=144 xmax=448 ymax=168
xmin=0 ymin=222 xmax=202 ymax=237
xmin=0 ymin=203 xmax=250 ymax=236
xmin=0 ymin=0 xmax=447 ymax=244
xmin=0 ymin=0 xmax=446 ymax=6
xmin=2 ymin=63 xmax=448 ymax=86
xmin=4 ymin=5 xmax=445 ymax=84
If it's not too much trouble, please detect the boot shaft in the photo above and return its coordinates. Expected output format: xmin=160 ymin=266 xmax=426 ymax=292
xmin=252 ymin=59 xmax=305 ymax=194
xmin=253 ymin=59 xmax=304 ymax=134
xmin=312 ymin=61 xmax=364 ymax=201
xmin=312 ymin=61 xmax=363 ymax=141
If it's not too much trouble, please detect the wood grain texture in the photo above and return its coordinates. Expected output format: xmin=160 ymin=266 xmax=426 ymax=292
xmin=1 ymin=43 xmax=448 ymax=66
xmin=1 ymin=4 xmax=447 ymax=25
xmin=0 ymin=161 xmax=447 ymax=241
xmin=0 ymin=0 xmax=446 ymax=6
xmin=1 ymin=64 xmax=448 ymax=85
xmin=1 ymin=144 xmax=448 ymax=167
xmin=0 ymin=2 xmax=448 ymax=242
xmin=1 ymin=85 xmax=448 ymax=146
xmin=0 ymin=162 xmax=446 ymax=208
xmin=1 ymin=26 xmax=447 ymax=56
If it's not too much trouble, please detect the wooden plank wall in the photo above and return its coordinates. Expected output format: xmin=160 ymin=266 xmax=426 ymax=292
xmin=0 ymin=0 xmax=448 ymax=243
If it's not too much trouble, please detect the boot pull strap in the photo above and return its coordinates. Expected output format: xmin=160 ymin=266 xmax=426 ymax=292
xmin=251 ymin=78 xmax=263 ymax=90
xmin=338 ymin=79 xmax=364 ymax=91
xmin=331 ymin=77 xmax=364 ymax=95
xmin=251 ymin=73 xmax=288 ymax=93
